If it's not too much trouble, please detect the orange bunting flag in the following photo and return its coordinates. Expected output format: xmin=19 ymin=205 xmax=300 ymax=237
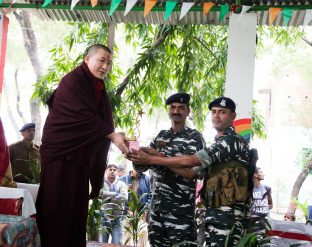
xmin=91 ymin=0 xmax=98 ymax=7
xmin=203 ymin=2 xmax=214 ymax=15
xmin=144 ymin=0 xmax=157 ymax=17
xmin=268 ymin=7 xmax=281 ymax=25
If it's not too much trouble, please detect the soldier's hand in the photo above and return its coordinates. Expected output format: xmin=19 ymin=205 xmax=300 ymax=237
xmin=140 ymin=147 xmax=162 ymax=156
xmin=126 ymin=150 xmax=154 ymax=164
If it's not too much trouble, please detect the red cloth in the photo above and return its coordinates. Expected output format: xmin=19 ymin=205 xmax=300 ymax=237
xmin=0 ymin=118 xmax=10 ymax=183
xmin=0 ymin=198 xmax=23 ymax=216
xmin=267 ymin=229 xmax=312 ymax=241
xmin=36 ymin=62 xmax=115 ymax=247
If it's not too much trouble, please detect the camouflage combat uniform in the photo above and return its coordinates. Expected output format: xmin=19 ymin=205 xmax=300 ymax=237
xmin=135 ymin=126 xmax=205 ymax=247
xmin=193 ymin=127 xmax=250 ymax=247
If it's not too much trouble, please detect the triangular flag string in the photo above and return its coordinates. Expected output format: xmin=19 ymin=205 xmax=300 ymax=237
xmin=164 ymin=1 xmax=177 ymax=21
xmin=303 ymin=9 xmax=312 ymax=26
xmin=144 ymin=0 xmax=157 ymax=17
xmin=219 ymin=4 xmax=230 ymax=22
xmin=179 ymin=2 xmax=194 ymax=20
xmin=203 ymin=2 xmax=214 ymax=15
xmin=268 ymin=7 xmax=281 ymax=25
xmin=282 ymin=8 xmax=293 ymax=26
xmin=42 ymin=0 xmax=53 ymax=7
xmin=125 ymin=0 xmax=138 ymax=16
xmin=70 ymin=0 xmax=79 ymax=10
xmin=109 ymin=0 xmax=122 ymax=15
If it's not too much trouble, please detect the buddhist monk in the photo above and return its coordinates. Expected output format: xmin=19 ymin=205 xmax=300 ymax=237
xmin=36 ymin=44 xmax=129 ymax=247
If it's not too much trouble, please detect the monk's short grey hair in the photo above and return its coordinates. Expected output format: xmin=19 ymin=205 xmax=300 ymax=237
xmin=85 ymin=44 xmax=112 ymax=57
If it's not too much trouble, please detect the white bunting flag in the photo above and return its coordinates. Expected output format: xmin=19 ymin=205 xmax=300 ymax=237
xmin=235 ymin=5 xmax=251 ymax=22
xmin=125 ymin=0 xmax=138 ymax=16
xmin=241 ymin=5 xmax=251 ymax=14
xmin=303 ymin=9 xmax=312 ymax=26
xmin=71 ymin=0 xmax=79 ymax=10
xmin=179 ymin=2 xmax=194 ymax=20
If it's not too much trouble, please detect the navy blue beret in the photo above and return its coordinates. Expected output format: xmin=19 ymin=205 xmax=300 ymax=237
xmin=166 ymin=93 xmax=190 ymax=105
xmin=20 ymin=123 xmax=35 ymax=132
xmin=208 ymin=97 xmax=236 ymax=112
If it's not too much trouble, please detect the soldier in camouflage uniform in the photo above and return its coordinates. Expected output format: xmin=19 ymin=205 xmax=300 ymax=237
xmin=129 ymin=96 xmax=251 ymax=247
xmin=134 ymin=93 xmax=205 ymax=247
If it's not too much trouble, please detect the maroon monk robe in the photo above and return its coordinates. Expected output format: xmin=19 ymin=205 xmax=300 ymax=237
xmin=36 ymin=62 xmax=114 ymax=247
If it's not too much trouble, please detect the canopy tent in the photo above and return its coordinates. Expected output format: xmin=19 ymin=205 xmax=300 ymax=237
xmin=0 ymin=0 xmax=311 ymax=26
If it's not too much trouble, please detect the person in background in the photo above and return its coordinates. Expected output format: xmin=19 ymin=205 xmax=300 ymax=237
xmin=250 ymin=167 xmax=273 ymax=232
xmin=132 ymin=93 xmax=206 ymax=247
xmin=284 ymin=212 xmax=296 ymax=222
xmin=128 ymin=96 xmax=250 ymax=247
xmin=195 ymin=180 xmax=205 ymax=246
xmin=120 ymin=168 xmax=151 ymax=207
xmin=9 ymin=123 xmax=40 ymax=183
xmin=116 ymin=164 xmax=126 ymax=178
xmin=36 ymin=44 xmax=129 ymax=247
xmin=100 ymin=164 xmax=128 ymax=244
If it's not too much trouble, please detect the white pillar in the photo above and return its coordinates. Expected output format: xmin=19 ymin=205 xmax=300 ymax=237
xmin=225 ymin=13 xmax=257 ymax=141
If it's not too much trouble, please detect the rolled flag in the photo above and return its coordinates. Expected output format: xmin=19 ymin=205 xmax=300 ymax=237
xmin=179 ymin=2 xmax=194 ymax=20
xmin=203 ymin=2 xmax=214 ymax=15
xmin=282 ymin=8 xmax=293 ymax=26
xmin=268 ymin=7 xmax=281 ymax=25
xmin=144 ymin=0 xmax=157 ymax=17
xmin=125 ymin=0 xmax=138 ymax=16
xmin=165 ymin=1 xmax=177 ymax=21
xmin=109 ymin=0 xmax=122 ymax=15
xmin=71 ymin=0 xmax=80 ymax=10
xmin=303 ymin=9 xmax=312 ymax=26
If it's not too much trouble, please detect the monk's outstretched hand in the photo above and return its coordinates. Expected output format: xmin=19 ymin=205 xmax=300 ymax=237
xmin=107 ymin=132 xmax=130 ymax=154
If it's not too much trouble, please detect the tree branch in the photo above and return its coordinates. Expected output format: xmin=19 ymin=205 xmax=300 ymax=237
xmin=115 ymin=26 xmax=174 ymax=97
xmin=302 ymin=36 xmax=312 ymax=47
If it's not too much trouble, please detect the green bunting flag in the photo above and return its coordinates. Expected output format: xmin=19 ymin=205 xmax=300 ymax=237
xmin=219 ymin=4 xmax=230 ymax=22
xmin=109 ymin=0 xmax=122 ymax=16
xmin=282 ymin=8 xmax=293 ymax=26
xmin=42 ymin=0 xmax=53 ymax=7
xmin=165 ymin=1 xmax=177 ymax=21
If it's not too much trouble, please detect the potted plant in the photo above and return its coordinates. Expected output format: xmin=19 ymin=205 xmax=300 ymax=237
xmin=123 ymin=189 xmax=148 ymax=246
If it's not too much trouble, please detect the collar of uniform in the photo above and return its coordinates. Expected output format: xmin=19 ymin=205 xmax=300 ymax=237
xmin=169 ymin=126 xmax=188 ymax=135
xmin=21 ymin=140 xmax=38 ymax=150
xmin=214 ymin=126 xmax=235 ymax=141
